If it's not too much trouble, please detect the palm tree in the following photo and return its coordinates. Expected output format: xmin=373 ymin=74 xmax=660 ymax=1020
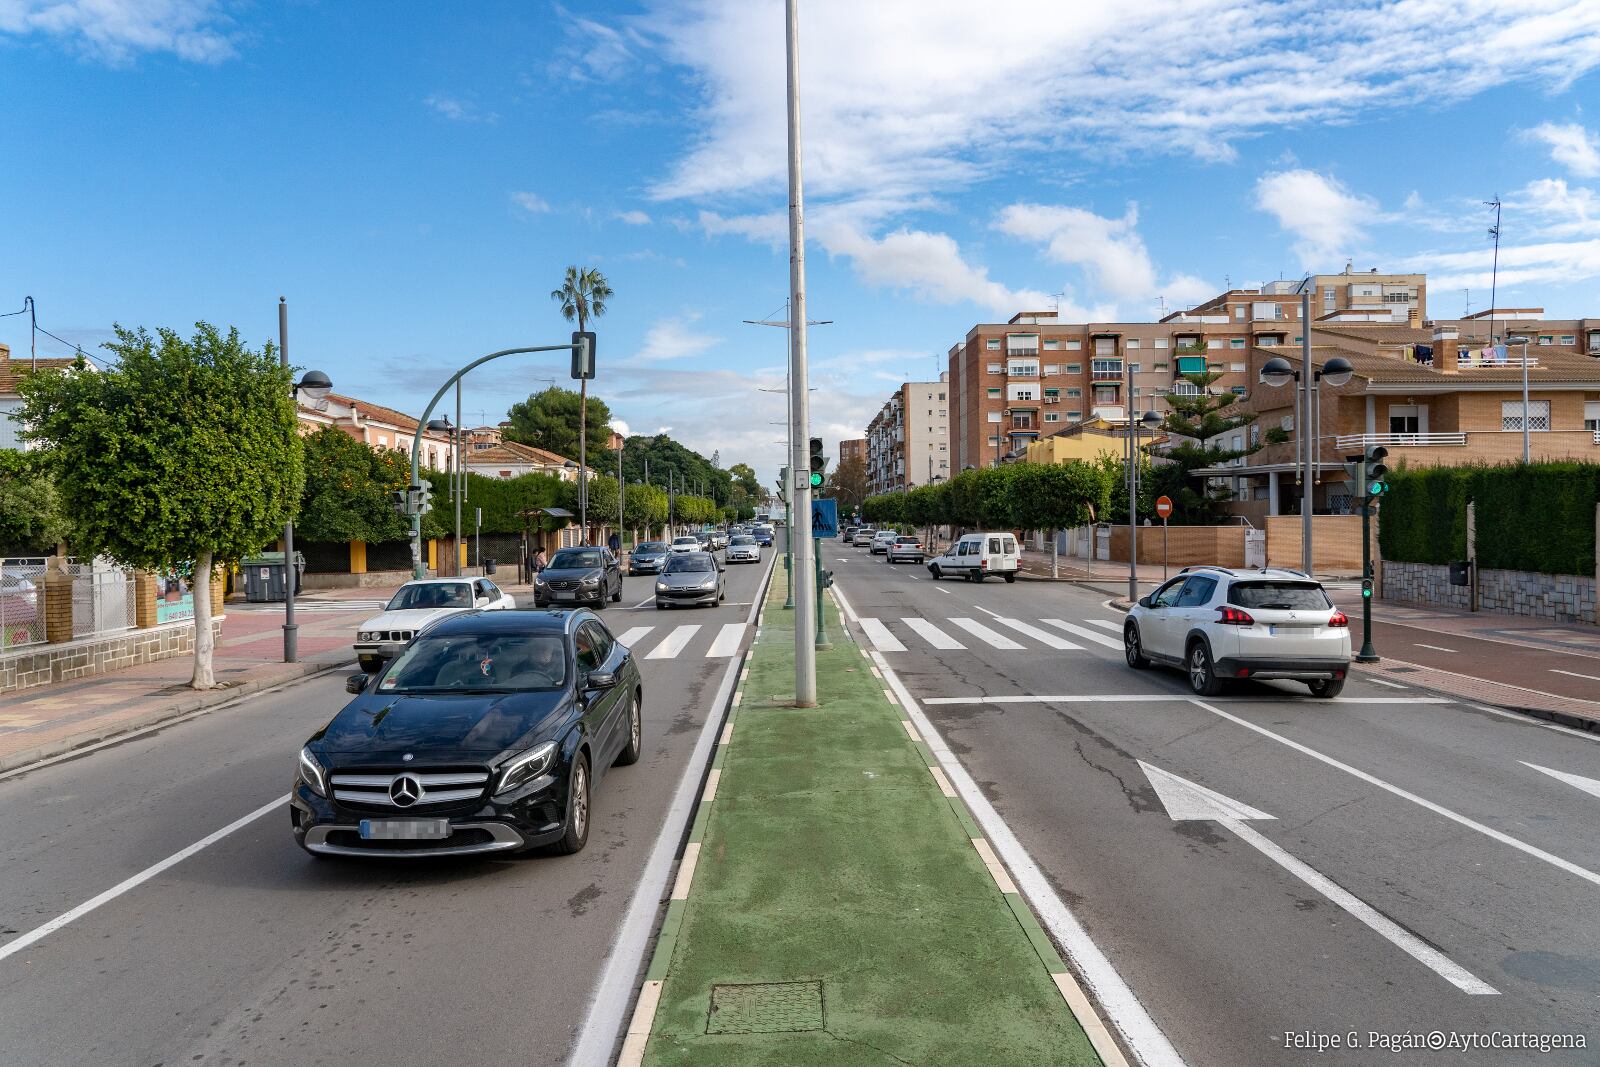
xmin=550 ymin=266 xmax=613 ymax=537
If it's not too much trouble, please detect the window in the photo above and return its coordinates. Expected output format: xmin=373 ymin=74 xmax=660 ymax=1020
xmin=1388 ymin=404 xmax=1419 ymax=435
xmin=1174 ymin=381 xmax=1201 ymax=396
xmin=986 ymin=338 xmax=1001 ymax=350
xmin=1091 ymin=359 xmax=1123 ymax=377
xmin=1093 ymin=337 xmax=1116 ymax=356
xmin=986 ymin=387 xmax=1001 ymax=397
xmin=987 ymin=411 xmax=1002 ymax=423
xmin=1129 ymin=362 xmax=1141 ymax=373
xmin=1043 ymin=339 xmax=1060 ymax=350
xmin=1154 ymin=337 xmax=1169 ymax=349
xmin=1008 ymin=386 xmax=1036 ymax=401
xmin=1537 ymin=335 xmax=1553 ymax=346
xmin=938 ymin=442 xmax=947 ymax=451
xmin=1383 ymin=292 xmax=1411 ymax=303
xmin=1131 ymin=387 xmax=1141 ymax=396
xmin=1229 ymin=362 xmax=1246 ymax=373
xmin=1152 ymin=362 xmax=1168 ymax=372
xmin=1066 ymin=339 xmax=1082 ymax=350
xmin=1043 ymin=364 xmax=1061 ymax=375
xmin=1206 ymin=363 xmax=1223 ymax=372
xmin=1559 ymin=335 xmax=1575 ymax=346
xmin=1007 ymin=359 xmax=1040 ymax=376
xmin=987 ymin=435 xmax=1000 ymax=446
xmin=1066 ymin=410 xmax=1082 ymax=419
xmin=987 ymin=363 xmax=1002 ymax=374
xmin=938 ymin=409 xmax=947 ymax=417
xmin=1175 ymin=575 xmax=1218 ymax=606
xmin=1207 ymin=339 xmax=1222 ymax=349
xmin=1229 ymin=338 xmax=1245 ymax=349
xmin=1126 ymin=338 xmax=1141 ymax=349
xmin=938 ymin=392 xmax=945 ymax=400
xmin=1230 ymin=385 xmax=1246 ymax=395
xmin=1093 ymin=386 xmax=1118 ymax=404
xmin=1065 ymin=388 xmax=1082 ymax=398
xmin=1066 ymin=363 xmax=1082 ymax=373
xmin=1323 ymin=287 xmax=1335 ymax=309
xmin=1584 ymin=402 xmax=1600 ymax=431
xmin=1502 ymin=400 xmax=1550 ymax=431
xmin=1045 ymin=412 xmax=1060 ymax=422
xmin=1012 ymin=412 xmax=1034 ymax=429
xmin=1234 ymin=307 xmax=1245 ymax=319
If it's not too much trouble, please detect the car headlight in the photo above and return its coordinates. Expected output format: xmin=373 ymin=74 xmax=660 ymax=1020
xmin=701 ymin=578 xmax=718 ymax=589
xmin=357 ymin=631 xmax=371 ymax=641
xmin=494 ymin=740 xmax=558 ymax=797
xmin=656 ymin=581 xmax=669 ymax=592
xmin=297 ymin=746 xmax=327 ymax=798
xmin=581 ymin=576 xmax=600 ymax=588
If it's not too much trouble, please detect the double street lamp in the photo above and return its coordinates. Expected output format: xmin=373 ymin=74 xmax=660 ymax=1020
xmin=1259 ymin=354 xmax=1352 ymax=574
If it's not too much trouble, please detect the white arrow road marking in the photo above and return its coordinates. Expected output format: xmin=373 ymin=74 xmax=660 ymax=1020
xmin=1522 ymin=762 xmax=1600 ymax=800
xmin=858 ymin=618 xmax=907 ymax=652
xmin=1137 ymin=762 xmax=1498 ymax=995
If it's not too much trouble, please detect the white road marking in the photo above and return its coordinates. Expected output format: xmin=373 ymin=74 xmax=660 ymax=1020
xmin=1086 ymin=619 xmax=1124 ymax=632
xmin=1189 ymin=698 xmax=1600 ymax=888
xmin=1522 ymin=761 xmax=1600 ymax=800
xmin=857 ymin=618 xmax=907 ymax=652
xmin=926 ymin=694 xmax=1196 ymax=705
xmin=949 ymin=617 xmax=1024 ymax=650
xmin=1042 ymin=619 xmax=1124 ymax=650
xmin=646 ymin=624 xmax=701 ymax=660
xmin=934 ymin=586 xmax=953 ymax=596
xmin=1367 ymin=678 xmax=1409 ymax=689
xmin=1415 ymin=643 xmax=1458 ymax=654
xmin=1551 ymin=668 xmax=1600 ymax=683
xmin=706 ymin=623 xmax=746 ymax=658
xmin=1138 ymin=764 xmax=1496 ymax=995
xmin=615 ymin=626 xmax=653 ymax=649
xmin=1468 ymin=703 xmax=1600 ymax=743
xmin=0 ymin=794 xmax=287 ymax=964
xmin=629 ymin=596 xmax=655 ymax=609
xmin=995 ymin=618 xmax=1083 ymax=650
xmin=902 ymin=617 xmax=965 ymax=649
xmin=825 ymin=583 xmax=1187 ymax=1067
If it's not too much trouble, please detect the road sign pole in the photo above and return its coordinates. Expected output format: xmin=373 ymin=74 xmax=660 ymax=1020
xmin=1162 ymin=517 xmax=1169 ymax=582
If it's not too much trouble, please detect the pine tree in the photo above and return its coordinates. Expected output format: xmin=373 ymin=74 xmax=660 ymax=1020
xmin=1150 ymin=371 xmax=1259 ymax=524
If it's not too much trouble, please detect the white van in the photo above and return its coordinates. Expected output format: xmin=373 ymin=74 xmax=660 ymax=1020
xmin=927 ymin=532 xmax=1020 ymax=582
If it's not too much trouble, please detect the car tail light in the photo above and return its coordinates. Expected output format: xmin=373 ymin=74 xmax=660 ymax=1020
xmin=1215 ymin=605 xmax=1254 ymax=625
xmin=1236 ymin=667 xmax=1251 ymax=677
xmin=1327 ymin=610 xmax=1349 ymax=627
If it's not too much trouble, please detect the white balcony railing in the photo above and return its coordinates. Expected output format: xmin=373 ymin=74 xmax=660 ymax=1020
xmin=1458 ymin=355 xmax=1539 ymax=369
xmin=1334 ymin=432 xmax=1468 ymax=449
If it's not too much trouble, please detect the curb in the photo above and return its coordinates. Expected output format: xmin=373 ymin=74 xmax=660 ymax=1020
xmin=0 ymin=659 xmax=349 ymax=776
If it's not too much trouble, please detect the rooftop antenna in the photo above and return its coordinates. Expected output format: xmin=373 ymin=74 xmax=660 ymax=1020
xmin=1461 ymin=288 xmax=1470 ymax=318
xmin=1156 ymin=295 xmax=1168 ymax=318
xmin=1484 ymin=195 xmax=1502 ymax=344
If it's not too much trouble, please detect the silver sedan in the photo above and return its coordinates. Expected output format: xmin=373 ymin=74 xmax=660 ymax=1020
xmin=654 ymin=552 xmax=726 ymax=608
xmin=726 ymin=534 xmax=761 ymax=563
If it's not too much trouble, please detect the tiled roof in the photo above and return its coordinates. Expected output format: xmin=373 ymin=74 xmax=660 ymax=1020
xmin=465 ymin=440 xmax=579 ymax=467
xmin=1310 ymin=324 xmax=1437 ymax=346
xmin=0 ymin=356 xmax=80 ymax=396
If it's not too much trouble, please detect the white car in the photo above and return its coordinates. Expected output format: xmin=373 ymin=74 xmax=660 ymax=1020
xmin=354 ymin=577 xmax=515 ymax=673
xmin=869 ymin=529 xmax=899 ymax=555
xmin=1123 ymin=567 xmax=1352 ymax=697
xmin=885 ymin=535 xmax=926 ymax=564
xmin=726 ymin=534 xmax=761 ymax=563
xmin=927 ymin=532 xmax=1019 ymax=582
xmin=669 ymin=535 xmax=702 ymax=554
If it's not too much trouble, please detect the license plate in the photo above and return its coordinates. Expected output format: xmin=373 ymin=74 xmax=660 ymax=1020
xmin=554 ymin=591 xmax=575 ymax=600
xmin=359 ymin=819 xmax=450 ymax=840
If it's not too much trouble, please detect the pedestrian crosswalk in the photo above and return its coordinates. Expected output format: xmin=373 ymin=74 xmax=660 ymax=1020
xmin=856 ymin=615 xmax=1129 ymax=654
xmin=613 ymin=622 xmax=752 ymax=661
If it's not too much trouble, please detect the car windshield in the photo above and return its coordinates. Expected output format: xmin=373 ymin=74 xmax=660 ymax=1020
xmin=665 ymin=555 xmax=714 ymax=573
xmin=377 ymin=632 xmax=566 ymax=692
xmin=731 ymin=536 xmax=755 ymax=545
xmin=549 ymin=549 xmax=603 ymax=569
xmin=895 ymin=536 xmax=918 ymax=544
xmin=385 ymin=583 xmax=472 ymax=611
xmin=1228 ymin=581 xmax=1331 ymax=610
xmin=673 ymin=537 xmax=699 ymax=546
xmin=636 ymin=542 xmax=669 ymax=553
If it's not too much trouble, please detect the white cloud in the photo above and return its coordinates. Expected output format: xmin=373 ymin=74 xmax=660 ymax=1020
xmin=995 ymin=203 xmax=1156 ymax=301
xmin=815 ymin=221 xmax=1051 ymax=316
xmin=425 ymin=94 xmax=498 ymax=124
xmin=1525 ymin=121 xmax=1600 ymax=177
xmin=609 ymin=418 xmax=631 ymax=437
xmin=510 ymin=191 xmax=551 ymax=215
xmin=1514 ymin=177 xmax=1600 ymax=238
xmin=1254 ymin=169 xmax=1377 ymax=269
xmin=0 ymin=0 xmax=235 ymax=64
xmin=1403 ymin=238 xmax=1600 ymax=291
xmin=630 ymin=313 xmax=721 ymax=362
xmin=553 ymin=2 xmax=647 ymax=82
xmin=615 ymin=209 xmax=652 ymax=225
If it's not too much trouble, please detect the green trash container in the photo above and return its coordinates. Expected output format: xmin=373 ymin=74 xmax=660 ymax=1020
xmin=240 ymin=552 xmax=305 ymax=602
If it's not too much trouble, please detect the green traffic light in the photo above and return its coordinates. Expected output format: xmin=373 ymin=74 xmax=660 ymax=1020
xmin=809 ymin=472 xmax=823 ymax=487
xmin=1362 ymin=587 xmax=1372 ymax=598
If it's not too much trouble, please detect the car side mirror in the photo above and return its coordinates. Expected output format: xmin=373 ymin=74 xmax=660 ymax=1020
xmin=586 ymin=670 xmax=618 ymax=690
xmin=346 ymin=673 xmax=370 ymax=694
xmin=1137 ymin=596 xmax=1153 ymax=609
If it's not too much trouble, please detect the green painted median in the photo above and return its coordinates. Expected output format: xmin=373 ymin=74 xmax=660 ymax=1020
xmin=642 ymin=577 xmax=1104 ymax=1066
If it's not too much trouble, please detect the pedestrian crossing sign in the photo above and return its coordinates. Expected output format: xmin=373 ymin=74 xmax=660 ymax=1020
xmin=812 ymin=498 xmax=838 ymax=538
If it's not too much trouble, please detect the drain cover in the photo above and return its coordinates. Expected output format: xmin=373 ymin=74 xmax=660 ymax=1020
xmin=706 ymin=981 xmax=824 ymax=1034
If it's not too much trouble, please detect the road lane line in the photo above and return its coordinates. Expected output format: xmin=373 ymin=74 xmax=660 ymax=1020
xmin=1041 ymin=619 xmax=1125 ymax=650
xmin=1085 ymin=619 xmax=1123 ymax=632
xmin=1415 ymin=643 xmax=1458 ymax=654
xmin=629 ymin=596 xmax=655 ymax=609
xmin=1189 ymin=699 xmax=1600 ymax=888
xmin=857 ymin=618 xmax=907 ymax=652
xmin=902 ymin=617 xmax=964 ymax=649
xmin=1522 ymin=762 xmax=1600 ymax=800
xmin=949 ymin=618 xmax=1024 ymax=650
xmin=1551 ymin=668 xmax=1600 ymax=683
xmin=0 ymin=794 xmax=287 ymax=964
xmin=826 ymin=584 xmax=1187 ymax=1065
xmin=996 ymin=618 xmax=1083 ymax=650
xmin=1367 ymin=678 xmax=1408 ymax=689
xmin=926 ymin=695 xmax=1195 ymax=705
xmin=1468 ymin=703 xmax=1600 ymax=743
xmin=616 ymin=626 xmax=653 ymax=649
xmin=646 ymin=624 xmax=701 ymax=660
xmin=705 ymin=623 xmax=746 ymax=658
xmin=934 ymin=586 xmax=953 ymax=596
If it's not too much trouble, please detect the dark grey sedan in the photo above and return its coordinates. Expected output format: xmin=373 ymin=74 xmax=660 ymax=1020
xmin=629 ymin=541 xmax=671 ymax=575
xmin=533 ymin=547 xmax=623 ymax=609
xmin=654 ymin=552 xmax=725 ymax=609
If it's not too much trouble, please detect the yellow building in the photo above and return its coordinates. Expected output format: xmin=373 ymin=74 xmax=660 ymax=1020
xmin=1022 ymin=416 xmax=1136 ymax=465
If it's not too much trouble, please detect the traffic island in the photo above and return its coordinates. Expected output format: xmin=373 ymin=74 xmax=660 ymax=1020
xmin=627 ymin=573 xmax=1111 ymax=1066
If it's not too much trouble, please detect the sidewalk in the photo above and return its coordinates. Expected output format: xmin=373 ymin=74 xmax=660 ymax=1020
xmin=627 ymin=572 xmax=1112 ymax=1065
xmin=0 ymin=590 xmax=386 ymax=774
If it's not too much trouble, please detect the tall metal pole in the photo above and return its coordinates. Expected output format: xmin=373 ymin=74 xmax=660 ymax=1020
xmin=1300 ymin=288 xmax=1313 ymax=575
xmin=784 ymin=0 xmax=816 ymax=705
xmin=279 ymin=297 xmax=298 ymax=663
xmin=1126 ymin=359 xmax=1138 ymax=603
xmin=617 ymin=439 xmax=625 ymax=546
xmin=454 ymin=381 xmax=463 ymax=575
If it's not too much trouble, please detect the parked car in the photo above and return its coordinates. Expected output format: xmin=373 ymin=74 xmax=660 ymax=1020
xmin=726 ymin=534 xmax=761 ymax=564
xmin=354 ymin=577 xmax=515 ymax=674
xmin=1123 ymin=567 xmax=1351 ymax=697
xmin=852 ymin=527 xmax=876 ymax=547
xmin=886 ymin=535 xmax=926 ymax=564
xmin=753 ymin=524 xmax=775 ymax=547
xmin=533 ymin=547 xmax=624 ymax=610
xmin=629 ymin=541 xmax=671 ymax=575
xmin=870 ymin=529 xmax=899 ymax=555
xmin=654 ymin=551 xmax=726 ymax=609
xmin=293 ymin=609 xmax=642 ymax=858
xmin=926 ymin=532 xmax=1020 ymax=582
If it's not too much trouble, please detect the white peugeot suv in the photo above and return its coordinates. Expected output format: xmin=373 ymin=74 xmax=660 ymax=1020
xmin=1123 ymin=567 xmax=1352 ymax=697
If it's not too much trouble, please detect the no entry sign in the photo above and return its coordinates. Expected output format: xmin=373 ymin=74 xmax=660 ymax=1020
xmin=1155 ymin=495 xmax=1173 ymax=520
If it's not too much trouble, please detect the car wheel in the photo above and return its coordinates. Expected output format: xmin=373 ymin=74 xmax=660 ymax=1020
xmin=1308 ymin=677 xmax=1345 ymax=699
xmin=929 ymin=564 xmax=941 ymax=579
xmin=1003 ymin=572 xmax=1016 ymax=584
xmin=1187 ymin=640 xmax=1225 ymax=696
xmin=552 ymin=753 xmax=590 ymax=855
xmin=615 ymin=691 xmax=643 ymax=766
xmin=1124 ymin=623 xmax=1150 ymax=669
xmin=655 ymin=600 xmax=666 ymax=610
xmin=594 ymin=595 xmax=607 ymax=610
xmin=357 ymin=655 xmax=382 ymax=674
xmin=611 ymin=582 xmax=622 ymax=603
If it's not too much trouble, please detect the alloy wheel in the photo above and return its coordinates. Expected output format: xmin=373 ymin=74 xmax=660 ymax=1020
xmin=571 ymin=763 xmax=589 ymax=839
xmin=1189 ymin=646 xmax=1208 ymax=691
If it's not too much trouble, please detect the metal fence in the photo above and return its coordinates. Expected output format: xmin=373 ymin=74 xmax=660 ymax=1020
xmin=70 ymin=565 xmax=137 ymax=639
xmin=0 ymin=561 xmax=48 ymax=650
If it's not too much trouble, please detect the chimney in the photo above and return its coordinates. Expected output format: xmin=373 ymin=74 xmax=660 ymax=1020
xmin=1432 ymin=326 xmax=1459 ymax=373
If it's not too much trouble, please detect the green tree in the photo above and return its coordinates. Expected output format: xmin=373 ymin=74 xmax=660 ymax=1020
xmin=824 ymin=451 xmax=868 ymax=512
xmin=504 ymin=386 xmax=613 ymax=461
xmin=0 ymin=449 xmax=70 ymax=553
xmin=619 ymin=433 xmax=733 ymax=504
xmin=296 ymin=427 xmax=410 ymax=544
xmin=1007 ymin=462 xmax=1111 ymax=532
xmin=1152 ymin=371 xmax=1260 ymax=523
xmin=550 ymin=265 xmax=613 ymax=527
xmin=20 ymin=324 xmax=303 ymax=689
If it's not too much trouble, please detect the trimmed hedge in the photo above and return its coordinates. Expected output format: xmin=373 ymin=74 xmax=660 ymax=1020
xmin=1379 ymin=462 xmax=1599 ymax=576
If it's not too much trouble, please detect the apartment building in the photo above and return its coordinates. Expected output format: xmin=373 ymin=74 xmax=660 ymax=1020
xmin=838 ymin=437 xmax=866 ymax=469
xmin=865 ymin=375 xmax=950 ymax=494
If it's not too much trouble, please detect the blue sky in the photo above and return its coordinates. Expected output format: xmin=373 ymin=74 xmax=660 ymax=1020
xmin=4 ymin=1 xmax=1600 ymax=482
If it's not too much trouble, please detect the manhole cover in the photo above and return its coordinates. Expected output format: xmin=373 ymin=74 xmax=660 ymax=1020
xmin=706 ymin=981 xmax=824 ymax=1034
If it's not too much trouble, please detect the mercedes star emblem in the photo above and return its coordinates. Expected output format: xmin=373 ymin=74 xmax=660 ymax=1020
xmin=402 ymin=753 xmax=414 ymax=762
xmin=389 ymin=774 xmax=422 ymax=807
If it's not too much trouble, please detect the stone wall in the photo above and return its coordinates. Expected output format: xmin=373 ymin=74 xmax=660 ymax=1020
xmin=1382 ymin=561 xmax=1597 ymax=624
xmin=0 ymin=618 xmax=223 ymax=695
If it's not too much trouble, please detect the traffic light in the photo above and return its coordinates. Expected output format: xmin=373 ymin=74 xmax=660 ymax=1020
xmin=390 ymin=489 xmax=408 ymax=515
xmin=776 ymin=467 xmax=789 ymax=504
xmin=414 ymin=482 xmax=434 ymax=515
xmin=808 ymin=437 xmax=826 ymax=488
xmin=819 ymin=567 xmax=834 ymax=589
xmin=1363 ymin=445 xmax=1389 ymax=500
xmin=1361 ymin=578 xmax=1373 ymax=599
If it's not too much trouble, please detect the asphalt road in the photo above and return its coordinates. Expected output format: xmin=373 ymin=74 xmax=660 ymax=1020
xmin=0 ymin=553 xmax=772 ymax=1067
xmin=829 ymin=541 xmax=1600 ymax=1067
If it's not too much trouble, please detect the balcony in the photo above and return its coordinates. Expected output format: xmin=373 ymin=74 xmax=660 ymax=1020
xmin=1458 ymin=354 xmax=1539 ymax=370
xmin=1334 ymin=432 xmax=1467 ymax=449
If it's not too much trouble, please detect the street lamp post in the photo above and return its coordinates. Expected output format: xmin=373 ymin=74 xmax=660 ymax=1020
xmin=277 ymin=298 xmax=332 ymax=663
xmin=1126 ymin=407 xmax=1161 ymax=603
xmin=1259 ymin=352 xmax=1353 ymax=575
